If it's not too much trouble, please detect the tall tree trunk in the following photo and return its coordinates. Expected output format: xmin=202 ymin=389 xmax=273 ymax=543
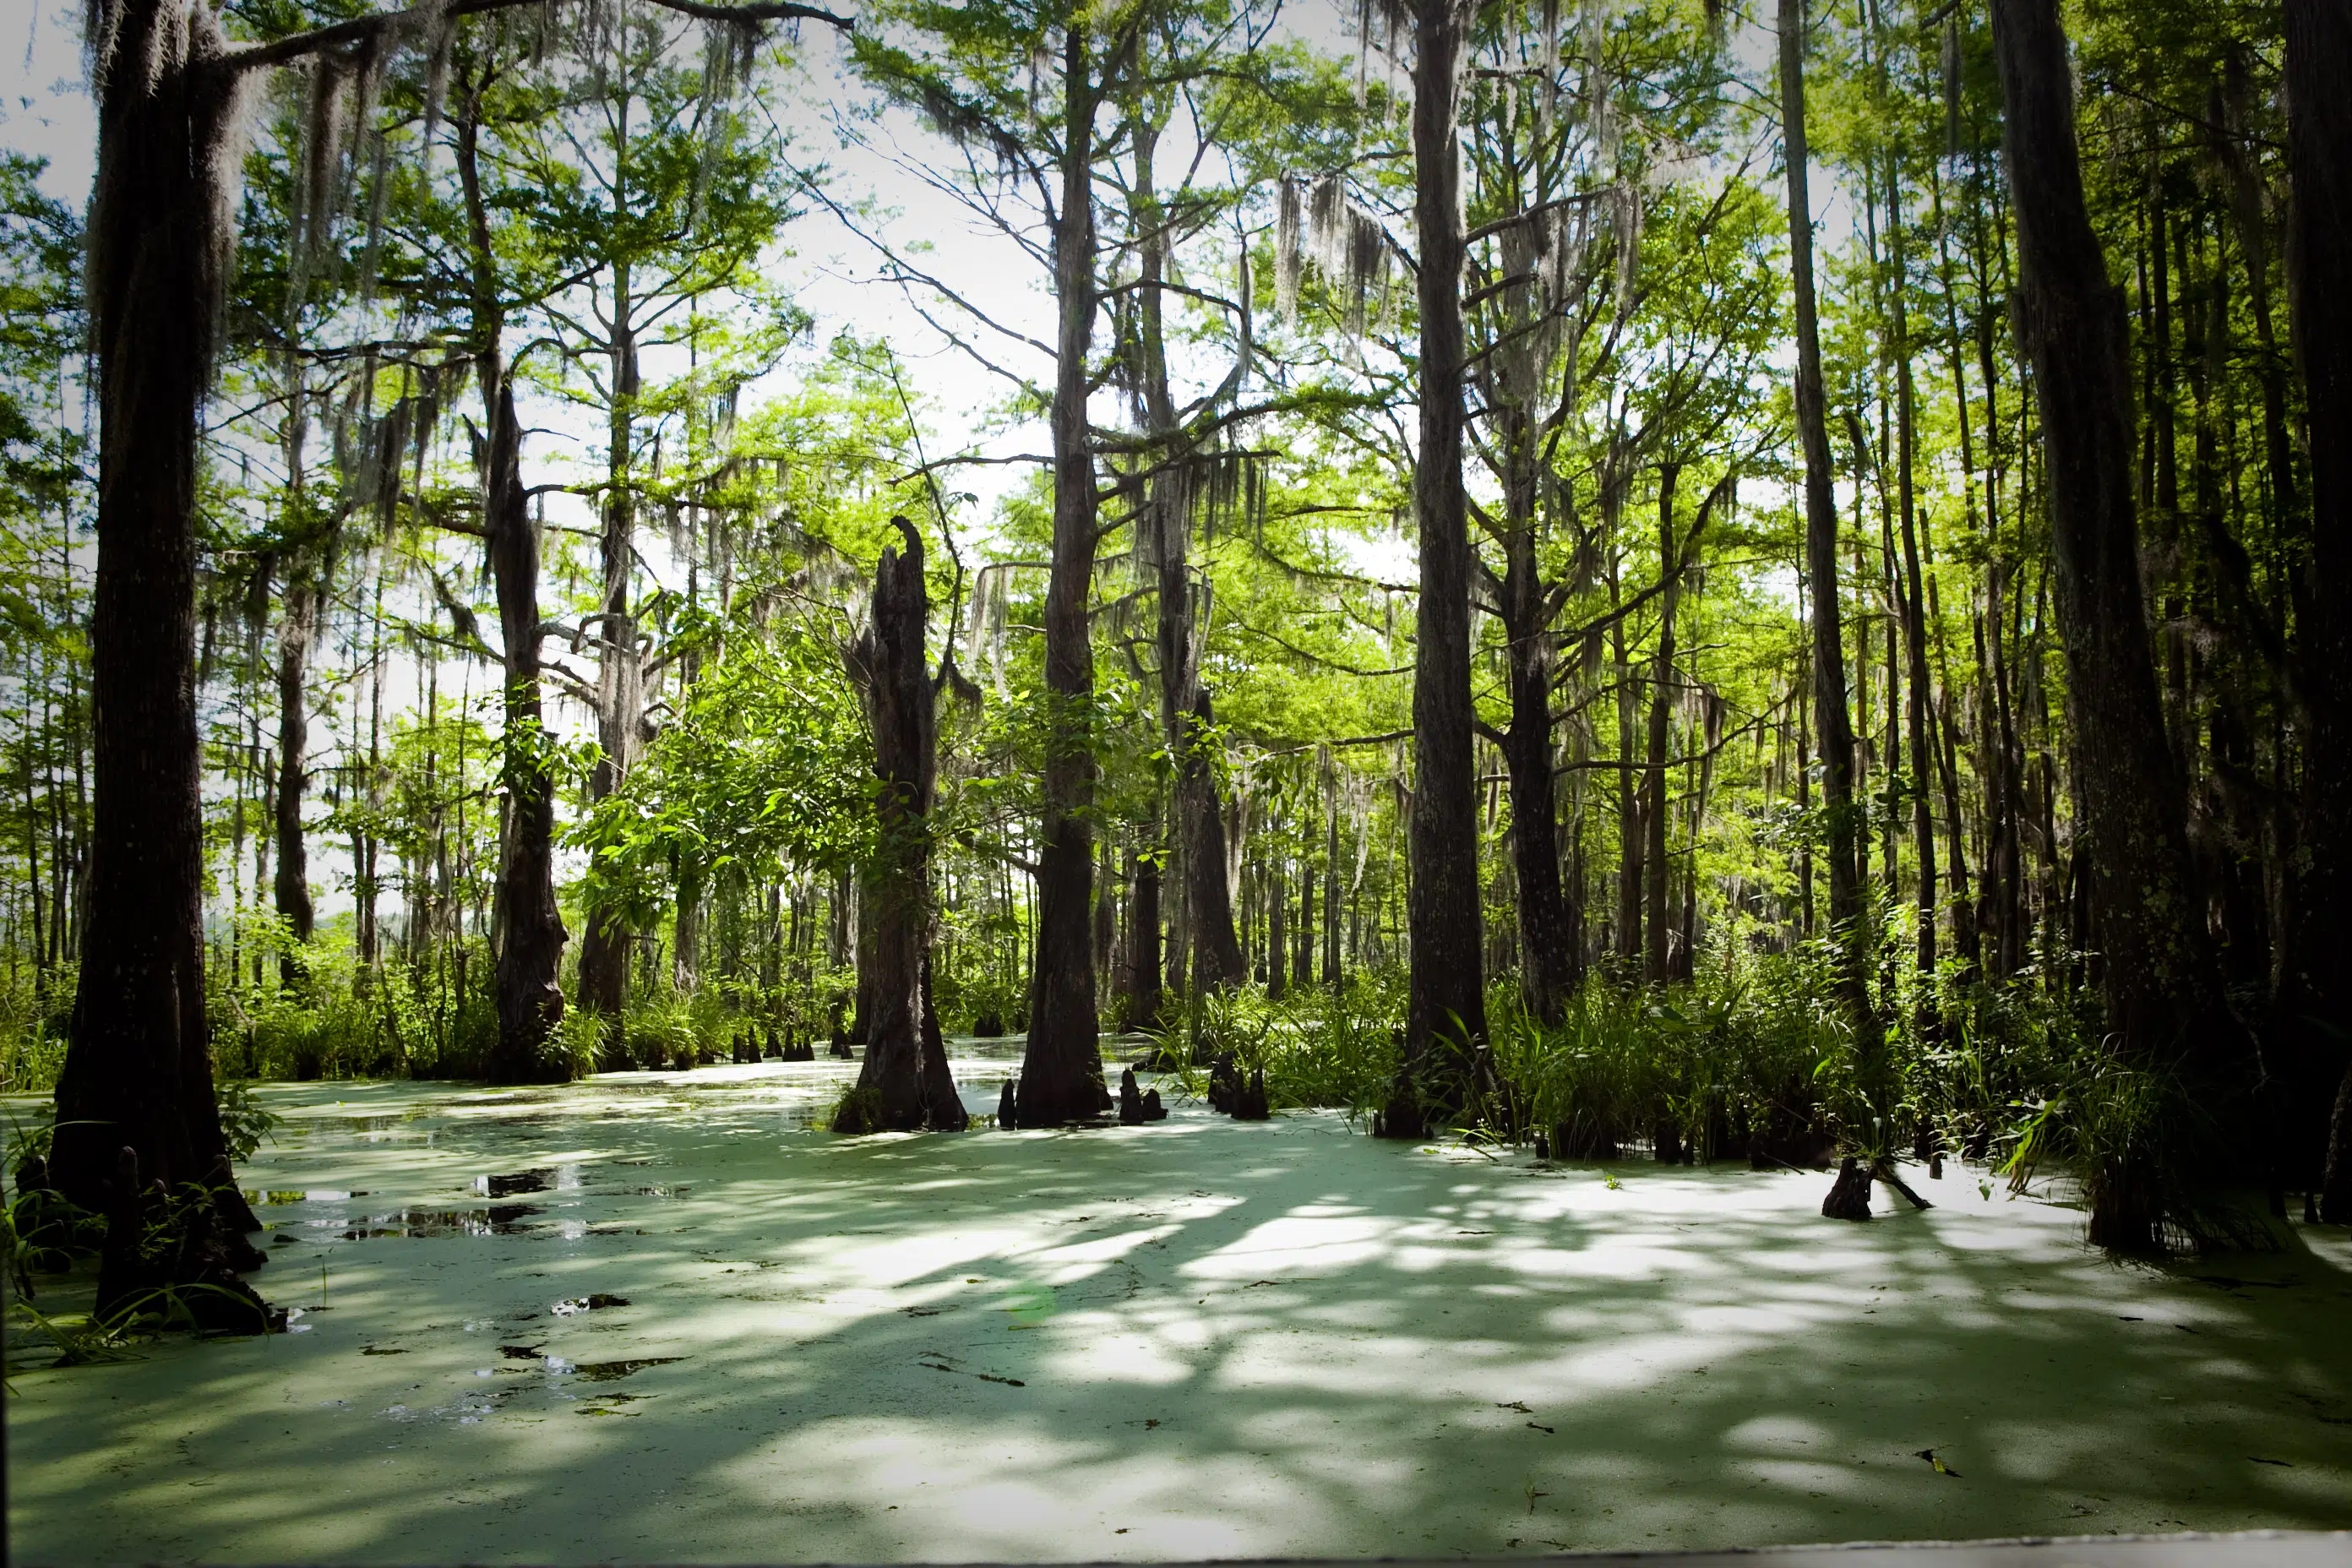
xmin=51 ymin=0 xmax=264 ymax=1275
xmin=1500 ymin=492 xmax=1574 ymax=1022
xmin=1644 ymin=466 xmax=1681 ymax=985
xmin=458 ymin=103 xmax=569 ymax=1086
xmin=1890 ymin=182 xmax=1938 ymax=995
xmin=1323 ymin=787 xmax=1343 ymax=988
xmin=480 ymin=370 xmax=569 ymax=1082
xmin=2284 ymin=0 xmax=2352 ymax=1220
xmin=577 ymin=253 xmax=641 ymax=1028
xmin=1133 ymin=117 xmax=1244 ymax=999
xmin=841 ymin=519 xmax=965 ymax=1133
xmin=1614 ymin=610 xmax=1642 ymax=962
xmin=1990 ymin=0 xmax=2246 ymax=1248
xmin=1018 ymin=26 xmax=1109 ymax=1127
xmin=1128 ymin=846 xmax=1162 ymax=1026
xmin=1779 ymin=0 xmax=1867 ymax=1021
xmin=1388 ymin=0 xmax=1486 ymax=1139
xmin=1267 ymin=857 xmax=1288 ymax=999
xmin=273 ymin=569 xmax=316 ymax=987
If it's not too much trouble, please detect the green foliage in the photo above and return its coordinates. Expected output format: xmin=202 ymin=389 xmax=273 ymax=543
xmin=215 ymin=1081 xmax=281 ymax=1163
xmin=0 ymin=966 xmax=71 ymax=1094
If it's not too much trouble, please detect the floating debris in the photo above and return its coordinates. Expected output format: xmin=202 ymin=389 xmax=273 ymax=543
xmin=569 ymin=1358 xmax=683 ymax=1383
xmin=339 ymin=1206 xmax=545 ymax=1239
xmin=476 ymin=1170 xmax=554 ymax=1198
xmin=551 ymin=1293 xmax=630 ymax=1315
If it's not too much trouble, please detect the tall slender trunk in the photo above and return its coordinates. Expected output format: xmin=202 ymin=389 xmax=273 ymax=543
xmin=1389 ymin=0 xmax=1486 ymax=1138
xmin=578 ymin=79 xmax=641 ymax=1027
xmin=1644 ymin=466 xmax=1681 ymax=985
xmin=1890 ymin=182 xmax=1937 ymax=993
xmin=1779 ymin=0 xmax=1866 ymax=1022
xmin=1500 ymin=470 xmax=1574 ymax=1021
xmin=2283 ymin=0 xmax=2352 ymax=1218
xmin=1991 ymin=0 xmax=2246 ymax=1248
xmin=1018 ymin=25 xmax=1109 ymax=1126
xmin=1614 ymin=605 xmax=1642 ymax=962
xmin=1267 ymin=858 xmax=1288 ymax=999
xmin=52 ymin=0 xmax=264 ymax=1272
xmin=1128 ymin=846 xmax=1162 ymax=1026
xmin=841 ymin=520 xmax=965 ymax=1132
xmin=457 ymin=105 xmax=569 ymax=1085
xmin=1132 ymin=120 xmax=1244 ymax=998
xmin=273 ymin=569 xmax=316 ymax=986
xmin=1323 ymin=787 xmax=1343 ymax=988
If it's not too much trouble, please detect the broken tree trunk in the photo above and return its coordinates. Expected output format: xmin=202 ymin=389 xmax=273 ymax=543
xmin=838 ymin=518 xmax=964 ymax=1134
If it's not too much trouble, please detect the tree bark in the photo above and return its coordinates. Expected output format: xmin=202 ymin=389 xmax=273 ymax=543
xmin=1387 ymin=0 xmax=1487 ymax=1140
xmin=457 ymin=101 xmax=569 ymax=1086
xmin=1179 ymin=695 xmax=1246 ymax=988
xmin=2283 ymin=0 xmax=2352 ymax=1219
xmin=576 ymin=248 xmax=642 ymax=1028
xmin=1645 ymin=466 xmax=1681 ymax=985
xmin=1018 ymin=24 xmax=1110 ymax=1127
xmin=1127 ymin=846 xmax=1163 ymax=1027
xmin=841 ymin=519 xmax=964 ymax=1133
xmin=51 ymin=1 xmax=264 ymax=1264
xmin=1500 ymin=488 xmax=1574 ymax=1021
xmin=481 ymin=368 xmax=569 ymax=1083
xmin=1990 ymin=0 xmax=2246 ymax=1246
xmin=273 ymin=569 xmax=316 ymax=987
xmin=1779 ymin=0 xmax=1867 ymax=1019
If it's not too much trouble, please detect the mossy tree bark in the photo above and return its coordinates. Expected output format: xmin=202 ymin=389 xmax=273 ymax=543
xmin=1990 ymin=0 xmax=2246 ymax=1249
xmin=49 ymin=0 xmax=263 ymax=1261
xmin=841 ymin=518 xmax=965 ymax=1133
xmin=1017 ymin=21 xmax=1112 ymax=1128
xmin=1388 ymin=0 xmax=1487 ymax=1139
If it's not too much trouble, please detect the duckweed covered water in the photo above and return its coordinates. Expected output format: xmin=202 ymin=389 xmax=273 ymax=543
xmin=8 ymin=1040 xmax=2352 ymax=1562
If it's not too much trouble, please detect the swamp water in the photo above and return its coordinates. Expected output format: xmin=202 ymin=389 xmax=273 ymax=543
xmin=8 ymin=1043 xmax=2352 ymax=1562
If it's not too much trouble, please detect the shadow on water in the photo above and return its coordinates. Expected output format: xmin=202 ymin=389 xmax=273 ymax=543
xmin=9 ymin=1051 xmax=2352 ymax=1564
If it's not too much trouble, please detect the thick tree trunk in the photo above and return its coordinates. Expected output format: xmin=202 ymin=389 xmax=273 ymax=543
xmin=1991 ymin=0 xmax=2246 ymax=1246
xmin=51 ymin=2 xmax=264 ymax=1270
xmin=1780 ymin=0 xmax=1867 ymax=1018
xmin=1388 ymin=0 xmax=1486 ymax=1139
xmin=1018 ymin=27 xmax=1109 ymax=1127
xmin=2284 ymin=0 xmax=2352 ymax=1219
xmin=481 ymin=371 xmax=569 ymax=1084
xmin=841 ymin=520 xmax=963 ymax=1133
xmin=273 ymin=570 xmax=316 ymax=986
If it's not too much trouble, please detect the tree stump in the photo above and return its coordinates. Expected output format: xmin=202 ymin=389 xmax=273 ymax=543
xmin=1234 ymin=1067 xmax=1271 ymax=1122
xmin=1207 ymin=1051 xmax=1240 ymax=1114
xmin=1821 ymin=1155 xmax=1873 ymax=1221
